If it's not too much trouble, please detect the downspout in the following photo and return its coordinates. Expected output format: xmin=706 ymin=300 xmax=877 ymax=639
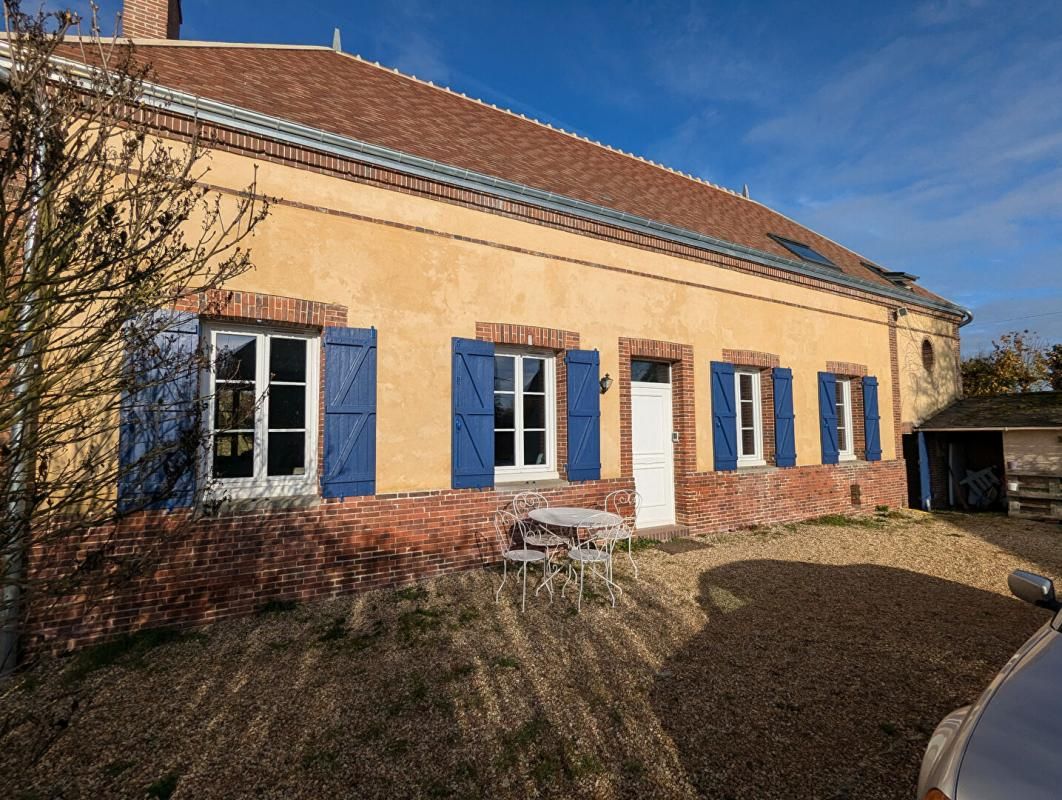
xmin=1 ymin=64 xmax=47 ymax=676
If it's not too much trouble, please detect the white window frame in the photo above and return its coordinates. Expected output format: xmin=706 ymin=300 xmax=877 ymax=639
xmin=493 ymin=347 xmax=558 ymax=483
xmin=201 ymin=323 xmax=320 ymax=499
xmin=836 ymin=378 xmax=856 ymax=461
xmin=734 ymin=369 xmax=765 ymax=467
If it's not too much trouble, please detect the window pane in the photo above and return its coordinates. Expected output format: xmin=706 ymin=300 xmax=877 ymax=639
xmin=739 ymin=373 xmax=753 ymax=400
xmin=631 ymin=360 xmax=670 ymax=383
xmin=836 ymin=382 xmax=846 ymax=406
xmin=740 ymin=399 xmax=755 ymax=429
xmin=838 ymin=426 xmax=848 ymax=452
xmin=269 ymin=384 xmax=306 ymax=429
xmin=523 ymin=394 xmax=546 ymax=428
xmin=213 ymin=433 xmax=254 ymax=478
xmin=524 ymin=431 xmax=546 ymax=466
xmin=268 ymin=431 xmax=305 ymax=476
xmin=494 ymin=394 xmax=514 ymax=428
xmin=741 ymin=428 xmax=756 ymax=456
xmin=216 ymin=334 xmax=256 ymax=381
xmin=523 ymin=358 xmax=545 ymax=391
xmin=270 ymin=338 xmax=306 ymax=383
xmin=494 ymin=356 xmax=515 ymax=392
xmin=494 ymin=431 xmax=515 ymax=466
xmin=215 ymin=384 xmax=255 ymax=430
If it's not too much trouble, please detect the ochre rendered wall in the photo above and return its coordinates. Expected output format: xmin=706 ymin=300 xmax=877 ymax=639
xmin=896 ymin=310 xmax=962 ymax=427
xmin=196 ymin=149 xmax=956 ymax=493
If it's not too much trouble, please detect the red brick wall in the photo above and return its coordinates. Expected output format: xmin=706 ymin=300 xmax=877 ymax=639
xmin=679 ymin=460 xmax=906 ymax=531
xmin=25 ymin=479 xmax=631 ymax=655
xmin=122 ymin=0 xmax=181 ymax=39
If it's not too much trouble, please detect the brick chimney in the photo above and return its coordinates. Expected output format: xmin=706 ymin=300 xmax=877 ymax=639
xmin=122 ymin=0 xmax=182 ymax=39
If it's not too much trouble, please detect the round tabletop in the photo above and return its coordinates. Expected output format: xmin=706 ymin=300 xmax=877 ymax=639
xmin=528 ymin=506 xmax=622 ymax=529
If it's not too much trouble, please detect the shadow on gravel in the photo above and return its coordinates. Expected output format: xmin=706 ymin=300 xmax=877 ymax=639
xmin=651 ymin=560 xmax=1049 ymax=800
xmin=939 ymin=512 xmax=1062 ymax=580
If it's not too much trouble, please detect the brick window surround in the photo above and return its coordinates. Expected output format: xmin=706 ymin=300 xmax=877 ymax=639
xmin=723 ymin=350 xmax=781 ymax=468
xmin=176 ymin=289 xmax=350 ymax=494
xmin=827 ymin=361 xmax=867 ymax=460
xmin=618 ymin=339 xmax=695 ymax=521
xmin=475 ymin=322 xmax=580 ymax=481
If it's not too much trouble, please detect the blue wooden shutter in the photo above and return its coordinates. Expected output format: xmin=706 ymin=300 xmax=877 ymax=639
xmin=772 ymin=367 xmax=796 ymax=468
xmin=452 ymin=337 xmax=495 ymax=489
xmin=862 ymin=376 xmax=882 ymax=462
xmin=118 ymin=311 xmax=200 ymax=512
xmin=322 ymin=326 xmax=377 ymax=498
xmin=711 ymin=361 xmax=737 ymax=471
xmin=565 ymin=349 xmax=601 ymax=481
xmin=818 ymin=371 xmax=839 ymax=465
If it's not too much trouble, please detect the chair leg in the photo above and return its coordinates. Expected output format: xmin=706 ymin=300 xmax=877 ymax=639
xmin=496 ymin=558 xmax=508 ymax=603
xmin=521 ymin=561 xmax=528 ymax=613
xmin=577 ymin=560 xmax=585 ymax=612
xmin=628 ymin=537 xmax=638 ymax=579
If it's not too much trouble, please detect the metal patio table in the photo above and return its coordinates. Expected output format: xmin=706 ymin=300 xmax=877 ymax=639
xmin=527 ymin=507 xmax=622 ymax=599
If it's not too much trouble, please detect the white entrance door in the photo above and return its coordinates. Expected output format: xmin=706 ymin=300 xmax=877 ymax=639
xmin=631 ymin=382 xmax=675 ymax=527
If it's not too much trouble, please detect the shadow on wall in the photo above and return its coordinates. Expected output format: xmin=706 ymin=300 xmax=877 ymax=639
xmin=650 ymin=560 xmax=1045 ymax=800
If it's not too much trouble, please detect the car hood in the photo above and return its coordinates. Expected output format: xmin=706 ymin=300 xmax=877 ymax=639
xmin=957 ymin=625 xmax=1062 ymax=799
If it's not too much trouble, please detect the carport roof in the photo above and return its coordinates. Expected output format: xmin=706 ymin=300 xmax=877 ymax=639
xmin=919 ymin=392 xmax=1062 ymax=431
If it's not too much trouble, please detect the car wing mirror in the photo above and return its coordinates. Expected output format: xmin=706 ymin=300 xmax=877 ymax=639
xmin=1008 ymin=570 xmax=1061 ymax=611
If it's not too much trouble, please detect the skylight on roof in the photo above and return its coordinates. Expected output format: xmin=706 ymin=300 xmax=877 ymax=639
xmin=769 ymin=235 xmax=836 ymax=268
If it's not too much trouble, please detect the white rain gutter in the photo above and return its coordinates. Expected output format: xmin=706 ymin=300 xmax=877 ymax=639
xmin=0 ymin=44 xmax=974 ymax=323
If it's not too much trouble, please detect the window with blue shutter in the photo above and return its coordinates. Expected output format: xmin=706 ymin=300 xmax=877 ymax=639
xmin=818 ymin=371 xmax=839 ymax=464
xmin=118 ymin=311 xmax=201 ymax=512
xmin=772 ymin=367 xmax=796 ymax=468
xmin=322 ymin=327 xmax=377 ymax=498
xmin=711 ymin=361 xmax=737 ymax=471
xmin=452 ymin=337 xmax=495 ymax=489
xmin=565 ymin=349 xmax=601 ymax=481
xmin=862 ymin=376 xmax=882 ymax=462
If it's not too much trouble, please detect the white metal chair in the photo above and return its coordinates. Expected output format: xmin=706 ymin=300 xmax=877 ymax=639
xmin=562 ymin=518 xmax=618 ymax=611
xmin=492 ymin=508 xmax=549 ymax=612
xmin=512 ymin=491 xmax=567 ymax=596
xmin=603 ymin=489 xmax=641 ymax=579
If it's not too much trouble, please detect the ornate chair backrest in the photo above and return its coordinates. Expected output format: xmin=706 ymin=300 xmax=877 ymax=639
xmin=492 ymin=508 xmax=525 ymax=555
xmin=512 ymin=491 xmax=548 ymax=519
xmin=605 ymin=489 xmax=640 ymax=529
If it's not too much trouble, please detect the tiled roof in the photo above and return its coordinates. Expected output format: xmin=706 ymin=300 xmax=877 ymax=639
xmin=920 ymin=392 xmax=1062 ymax=430
xmin=69 ymin=41 xmax=954 ymax=307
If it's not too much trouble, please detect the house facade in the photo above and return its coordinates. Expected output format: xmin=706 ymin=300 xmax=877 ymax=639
xmin=22 ymin=0 xmax=968 ymax=652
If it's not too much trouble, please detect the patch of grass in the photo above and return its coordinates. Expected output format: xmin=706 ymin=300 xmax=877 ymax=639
xmin=456 ymin=607 xmax=480 ymax=626
xmin=806 ymin=514 xmax=883 ymax=528
xmin=385 ymin=738 xmax=411 ymax=757
xmin=256 ymin=598 xmax=298 ymax=615
xmin=622 ymin=758 xmax=645 ymax=778
xmin=318 ymin=615 xmax=347 ymax=642
xmin=394 ymin=585 xmax=429 ymax=603
xmin=879 ymin=722 xmax=898 ymax=737
xmin=266 ymin=639 xmax=294 ymax=651
xmin=397 ymin=607 xmax=445 ymax=641
xmin=874 ymin=504 xmax=890 ymax=514
xmin=102 ymin=760 xmax=135 ymax=779
xmin=627 ymin=537 xmax=659 ymax=553
xmin=492 ymin=655 xmax=520 ymax=669
xmin=145 ymin=772 xmax=180 ymax=800
xmin=64 ymin=628 xmax=205 ymax=684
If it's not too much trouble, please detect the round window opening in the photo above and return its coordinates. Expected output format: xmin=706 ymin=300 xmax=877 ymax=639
xmin=921 ymin=339 xmax=935 ymax=373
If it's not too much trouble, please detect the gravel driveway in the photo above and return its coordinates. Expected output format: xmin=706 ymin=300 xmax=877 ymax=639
xmin=2 ymin=510 xmax=1059 ymax=800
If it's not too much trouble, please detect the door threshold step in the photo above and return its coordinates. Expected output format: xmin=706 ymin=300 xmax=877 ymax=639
xmin=634 ymin=524 xmax=689 ymax=542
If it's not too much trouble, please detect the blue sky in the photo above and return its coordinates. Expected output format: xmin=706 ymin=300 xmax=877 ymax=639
xmin=49 ymin=0 xmax=1062 ymax=353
